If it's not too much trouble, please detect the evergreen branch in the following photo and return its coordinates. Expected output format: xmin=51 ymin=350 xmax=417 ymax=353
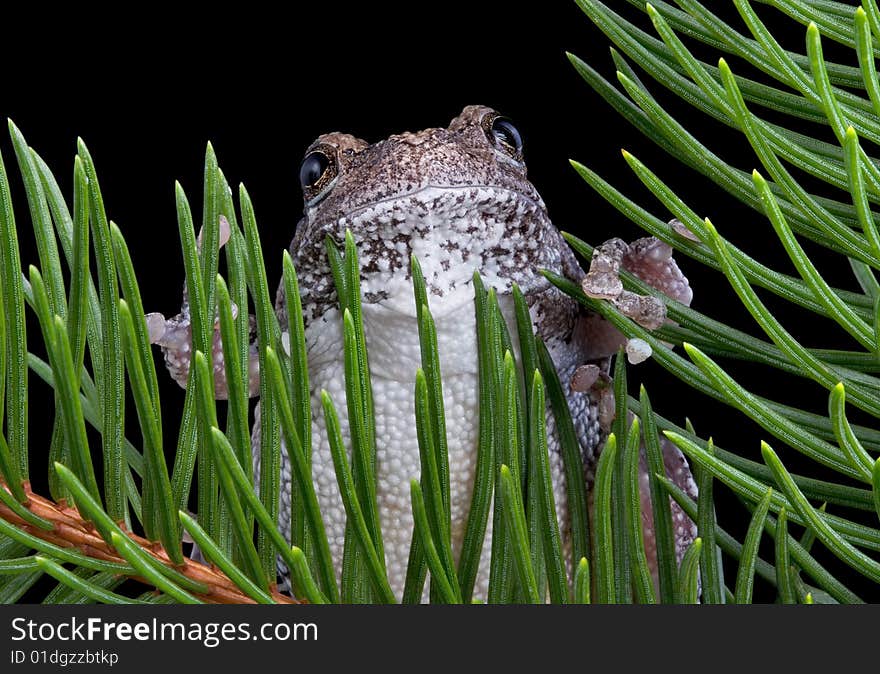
xmin=0 ymin=479 xmax=295 ymax=604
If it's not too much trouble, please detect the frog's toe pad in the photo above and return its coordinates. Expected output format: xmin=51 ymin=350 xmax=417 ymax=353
xmin=612 ymin=290 xmax=666 ymax=330
xmin=145 ymin=312 xmax=168 ymax=344
xmin=581 ymin=237 xmax=627 ymax=300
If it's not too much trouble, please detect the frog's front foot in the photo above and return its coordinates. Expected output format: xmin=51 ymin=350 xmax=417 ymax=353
xmin=144 ymin=216 xmax=257 ymax=398
xmin=582 ymin=236 xmax=692 ymax=329
xmin=145 ymin=305 xmax=200 ymax=391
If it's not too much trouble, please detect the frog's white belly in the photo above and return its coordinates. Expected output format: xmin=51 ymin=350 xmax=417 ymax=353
xmin=298 ymin=283 xmax=582 ymax=602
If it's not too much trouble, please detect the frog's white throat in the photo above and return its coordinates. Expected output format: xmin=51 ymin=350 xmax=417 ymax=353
xmin=317 ymin=184 xmax=554 ymax=319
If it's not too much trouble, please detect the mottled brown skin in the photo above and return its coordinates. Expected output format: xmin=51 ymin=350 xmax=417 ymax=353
xmin=149 ymin=105 xmax=698 ymax=600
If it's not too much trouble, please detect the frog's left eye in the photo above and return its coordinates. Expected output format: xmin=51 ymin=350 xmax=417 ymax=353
xmin=482 ymin=113 xmax=524 ymax=162
xmin=299 ymin=146 xmax=339 ymax=203
xmin=300 ymin=151 xmax=329 ymax=188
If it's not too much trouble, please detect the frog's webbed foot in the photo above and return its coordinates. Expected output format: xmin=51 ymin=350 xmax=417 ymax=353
xmin=145 ymin=216 xmax=259 ymax=399
xmin=582 ymin=236 xmax=691 ymax=328
xmin=145 ymin=304 xmax=200 ymax=392
xmin=582 ymin=237 xmax=666 ymax=331
xmin=577 ymin=235 xmax=692 ymax=362
xmin=622 ymin=236 xmax=693 ymax=308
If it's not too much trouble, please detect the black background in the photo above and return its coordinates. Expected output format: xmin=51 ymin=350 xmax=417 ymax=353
xmin=3 ymin=2 xmax=876 ymax=601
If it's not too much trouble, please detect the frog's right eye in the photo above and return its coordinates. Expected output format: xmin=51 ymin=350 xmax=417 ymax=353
xmin=299 ymin=146 xmax=338 ymax=203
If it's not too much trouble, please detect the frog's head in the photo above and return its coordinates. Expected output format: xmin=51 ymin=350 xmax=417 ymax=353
xmin=297 ymin=105 xmax=535 ymax=209
xmin=289 ymin=105 xmax=568 ymax=321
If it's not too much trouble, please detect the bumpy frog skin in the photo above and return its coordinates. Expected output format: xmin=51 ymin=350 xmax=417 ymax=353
xmin=148 ymin=105 xmax=698 ymax=601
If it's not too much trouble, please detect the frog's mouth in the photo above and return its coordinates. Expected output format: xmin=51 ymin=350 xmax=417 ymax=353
xmin=326 ymin=183 xmax=556 ymax=319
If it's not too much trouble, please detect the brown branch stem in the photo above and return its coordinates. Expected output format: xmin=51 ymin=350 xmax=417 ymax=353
xmin=0 ymin=481 xmax=298 ymax=604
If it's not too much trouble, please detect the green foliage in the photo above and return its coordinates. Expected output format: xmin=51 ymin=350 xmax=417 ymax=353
xmin=559 ymin=0 xmax=880 ymax=602
xmin=1 ymin=0 xmax=880 ymax=604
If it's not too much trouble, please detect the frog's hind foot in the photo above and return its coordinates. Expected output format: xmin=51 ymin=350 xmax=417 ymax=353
xmin=638 ymin=436 xmax=699 ymax=595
